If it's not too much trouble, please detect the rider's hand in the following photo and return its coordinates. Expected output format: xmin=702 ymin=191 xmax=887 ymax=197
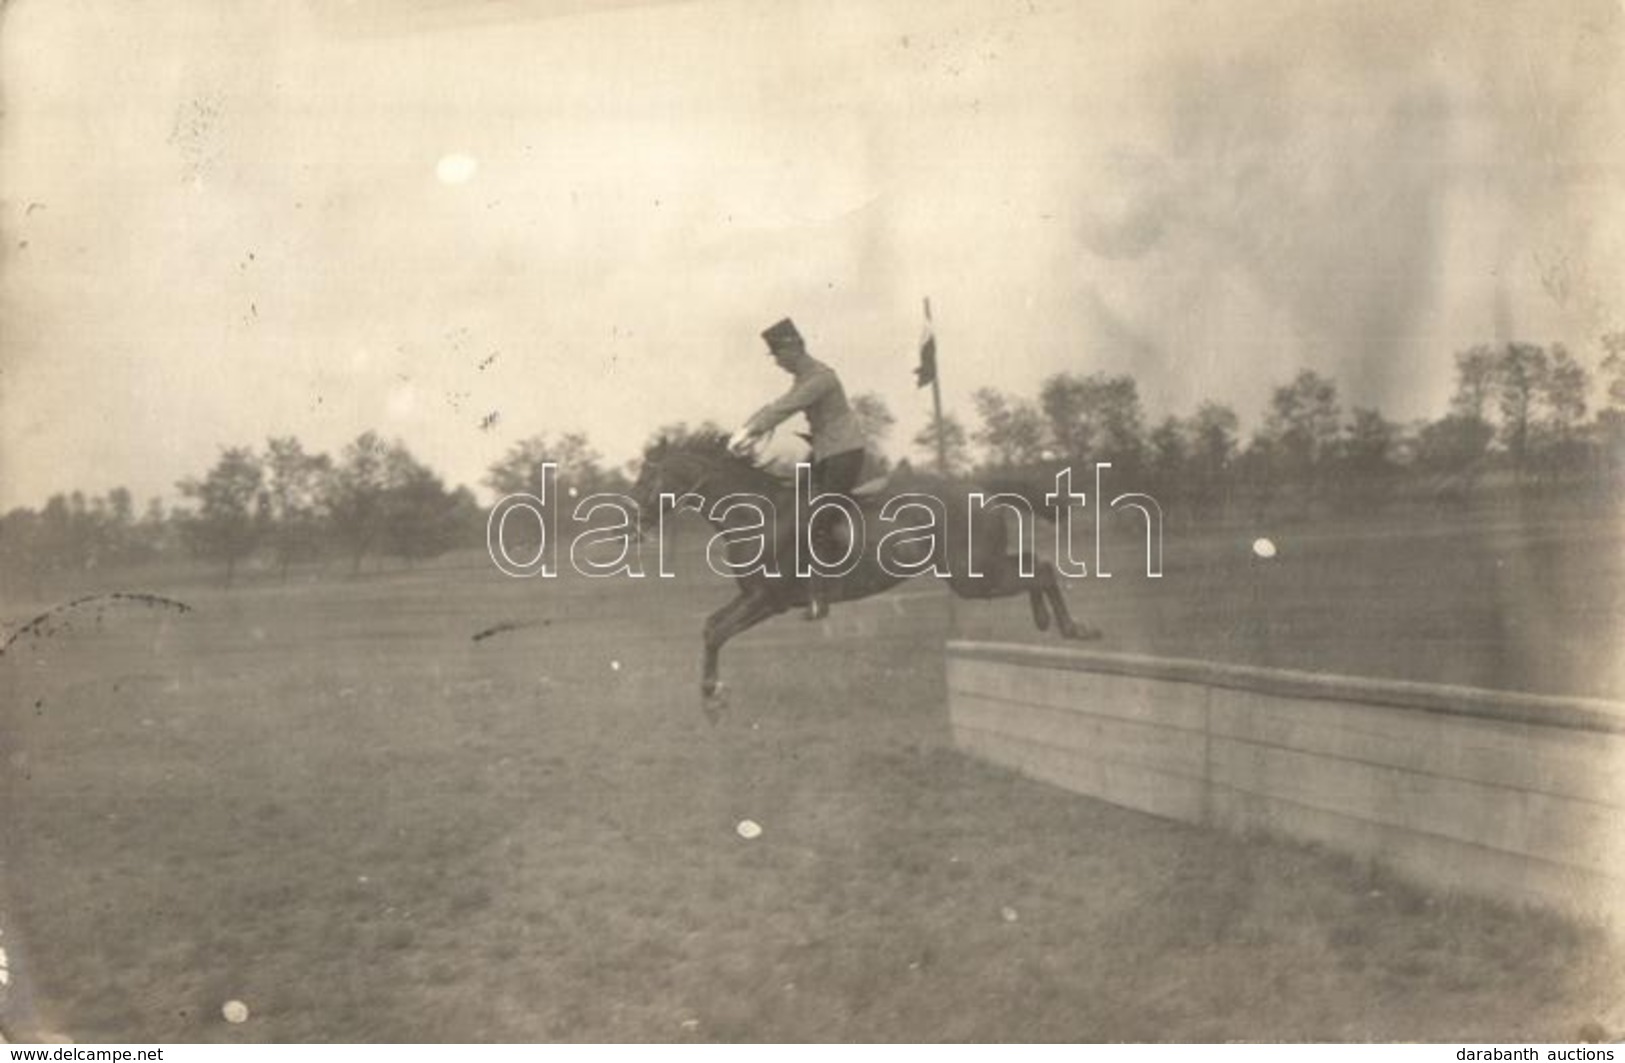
xmin=727 ymin=427 xmax=760 ymax=455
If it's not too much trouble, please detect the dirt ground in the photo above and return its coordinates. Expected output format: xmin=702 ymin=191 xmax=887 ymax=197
xmin=1 ymin=509 xmax=1622 ymax=1041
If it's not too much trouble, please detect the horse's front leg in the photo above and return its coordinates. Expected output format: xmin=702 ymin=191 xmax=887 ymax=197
xmin=702 ymin=593 xmax=751 ymax=700
xmin=700 ymin=588 xmax=781 ymax=722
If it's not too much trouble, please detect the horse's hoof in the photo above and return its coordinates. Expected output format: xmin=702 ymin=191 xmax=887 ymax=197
xmin=701 ymin=683 xmax=729 ymax=725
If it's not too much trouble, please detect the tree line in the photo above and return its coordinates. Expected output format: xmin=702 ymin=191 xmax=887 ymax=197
xmin=3 ymin=336 xmax=1622 ymax=591
xmin=0 ymin=424 xmax=669 ymax=592
xmin=912 ymin=335 xmax=1625 ymax=522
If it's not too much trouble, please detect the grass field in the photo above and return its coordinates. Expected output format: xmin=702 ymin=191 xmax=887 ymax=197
xmin=1 ymin=507 xmax=1622 ymax=1042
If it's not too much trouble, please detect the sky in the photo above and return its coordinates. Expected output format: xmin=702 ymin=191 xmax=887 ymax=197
xmin=2 ymin=0 xmax=1622 ymax=510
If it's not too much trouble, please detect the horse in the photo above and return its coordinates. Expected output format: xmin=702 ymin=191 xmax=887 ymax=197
xmin=628 ymin=432 xmax=1101 ymax=718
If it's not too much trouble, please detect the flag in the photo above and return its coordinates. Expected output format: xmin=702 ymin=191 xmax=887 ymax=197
xmin=914 ymin=300 xmax=937 ymax=388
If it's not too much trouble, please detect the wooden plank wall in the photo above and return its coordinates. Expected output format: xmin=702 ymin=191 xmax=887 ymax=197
xmin=947 ymin=642 xmax=1625 ymax=925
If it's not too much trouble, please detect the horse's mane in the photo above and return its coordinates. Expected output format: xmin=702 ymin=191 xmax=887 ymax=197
xmin=643 ymin=430 xmax=785 ymax=482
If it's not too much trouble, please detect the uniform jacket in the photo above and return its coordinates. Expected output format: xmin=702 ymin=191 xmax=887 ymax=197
xmin=744 ymin=355 xmax=867 ymax=461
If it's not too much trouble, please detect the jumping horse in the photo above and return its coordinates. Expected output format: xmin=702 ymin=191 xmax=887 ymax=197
xmin=629 ymin=432 xmax=1101 ymax=719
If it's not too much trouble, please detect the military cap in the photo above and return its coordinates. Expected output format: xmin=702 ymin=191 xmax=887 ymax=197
xmin=760 ymin=317 xmax=803 ymax=350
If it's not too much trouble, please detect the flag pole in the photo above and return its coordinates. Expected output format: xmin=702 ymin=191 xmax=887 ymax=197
xmin=920 ymin=296 xmax=958 ymax=633
xmin=925 ymin=297 xmax=949 ymax=478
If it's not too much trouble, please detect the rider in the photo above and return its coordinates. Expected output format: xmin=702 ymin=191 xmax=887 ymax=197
xmin=731 ymin=317 xmax=867 ymax=621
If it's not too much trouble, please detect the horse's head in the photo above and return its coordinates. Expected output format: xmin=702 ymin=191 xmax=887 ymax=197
xmin=628 ymin=430 xmax=784 ymax=531
xmin=627 ymin=438 xmax=684 ymax=531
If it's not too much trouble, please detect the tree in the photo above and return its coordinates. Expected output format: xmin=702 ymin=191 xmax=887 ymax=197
xmin=1187 ymin=402 xmax=1240 ymax=520
xmin=1533 ymin=345 xmax=1589 ymax=480
xmin=1334 ymin=408 xmax=1402 ymax=511
xmin=323 ymin=434 xmax=471 ymax=571
xmin=1544 ymin=346 xmax=1587 ymax=428
xmin=1596 ymin=332 xmax=1625 ymax=485
xmin=380 ymin=450 xmax=471 ymax=565
xmin=1146 ymin=416 xmax=1189 ymax=500
xmin=485 ymin=435 xmax=553 ymax=499
xmin=1039 ymin=374 xmax=1094 ymax=460
xmin=1089 ymin=374 xmax=1147 ymax=472
xmin=550 ymin=431 xmax=615 ymax=497
xmin=1450 ymin=345 xmax=1499 ymax=420
xmin=1039 ymin=372 xmax=1146 ymax=469
xmin=1596 ymin=409 xmax=1625 ymax=488
xmin=486 ymin=430 xmax=627 ymax=551
xmin=178 ymin=447 xmax=265 ymax=586
xmin=132 ymin=496 xmax=173 ymax=564
xmin=36 ymin=495 xmax=77 ymax=577
xmin=323 ymin=431 xmax=394 ymax=574
xmin=0 ymin=507 xmax=46 ymax=598
xmin=1600 ymin=331 xmax=1625 ymax=411
xmin=1262 ymin=369 xmax=1341 ymax=504
xmin=263 ymin=436 xmax=331 ymax=582
xmin=913 ymin=414 xmax=970 ymax=477
xmin=1235 ymin=434 xmax=1280 ymax=523
xmin=1415 ymin=414 xmax=1495 ymax=507
xmin=1416 ymin=415 xmax=1495 ymax=472
xmin=104 ymin=487 xmax=135 ymax=566
xmin=64 ymin=492 xmax=97 ymax=572
xmin=850 ymin=392 xmax=896 ymax=456
xmin=972 ymin=387 xmax=1047 ymax=470
xmin=1494 ymin=342 xmax=1551 ymax=481
xmin=1534 ymin=346 xmax=1586 ymax=432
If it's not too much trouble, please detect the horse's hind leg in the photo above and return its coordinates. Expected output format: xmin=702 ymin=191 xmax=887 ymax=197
xmin=949 ymin=552 xmax=1105 ymax=646
xmin=1028 ymin=584 xmax=1051 ymax=631
xmin=953 ymin=554 xmax=1050 ymax=632
xmin=952 ymin=555 xmax=1100 ymax=642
